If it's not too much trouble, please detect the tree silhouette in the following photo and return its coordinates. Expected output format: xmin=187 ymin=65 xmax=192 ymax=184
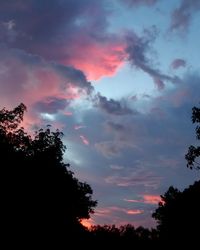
xmin=90 ymin=224 xmax=157 ymax=243
xmin=152 ymin=181 xmax=200 ymax=241
xmin=185 ymin=104 xmax=200 ymax=169
xmin=1 ymin=104 xmax=97 ymax=245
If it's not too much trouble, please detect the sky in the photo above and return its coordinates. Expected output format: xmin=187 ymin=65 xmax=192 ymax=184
xmin=0 ymin=0 xmax=200 ymax=228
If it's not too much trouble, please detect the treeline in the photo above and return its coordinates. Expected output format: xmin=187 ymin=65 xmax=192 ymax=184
xmin=1 ymin=103 xmax=200 ymax=246
xmin=88 ymin=179 xmax=200 ymax=242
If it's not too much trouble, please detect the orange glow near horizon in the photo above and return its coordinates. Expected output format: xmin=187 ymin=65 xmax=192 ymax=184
xmin=80 ymin=218 xmax=94 ymax=229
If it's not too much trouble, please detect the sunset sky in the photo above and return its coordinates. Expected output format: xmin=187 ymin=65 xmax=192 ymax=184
xmin=0 ymin=0 xmax=200 ymax=228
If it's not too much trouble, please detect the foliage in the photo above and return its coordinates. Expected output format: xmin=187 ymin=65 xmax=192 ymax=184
xmin=0 ymin=103 xmax=97 ymax=244
xmin=90 ymin=224 xmax=158 ymax=242
xmin=185 ymin=104 xmax=200 ymax=169
xmin=152 ymin=181 xmax=200 ymax=241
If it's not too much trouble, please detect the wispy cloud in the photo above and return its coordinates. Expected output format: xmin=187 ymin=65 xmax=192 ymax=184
xmin=171 ymin=59 xmax=186 ymax=69
xmin=80 ymin=135 xmax=90 ymax=145
xmin=105 ymin=169 xmax=162 ymax=188
xmin=124 ymin=195 xmax=162 ymax=205
xmin=94 ymin=93 xmax=135 ymax=115
xmin=170 ymin=0 xmax=200 ymax=32
xmin=120 ymin=0 xmax=158 ymax=8
xmin=125 ymin=29 xmax=180 ymax=90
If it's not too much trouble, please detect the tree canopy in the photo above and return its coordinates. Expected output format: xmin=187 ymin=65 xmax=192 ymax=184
xmin=0 ymin=103 xmax=97 ymax=245
xmin=152 ymin=181 xmax=200 ymax=241
xmin=185 ymin=104 xmax=200 ymax=169
xmin=152 ymin=104 xmax=200 ymax=241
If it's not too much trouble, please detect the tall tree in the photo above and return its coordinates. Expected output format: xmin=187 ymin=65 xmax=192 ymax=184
xmin=185 ymin=104 xmax=200 ymax=169
xmin=152 ymin=181 xmax=200 ymax=241
xmin=0 ymin=104 xmax=97 ymax=245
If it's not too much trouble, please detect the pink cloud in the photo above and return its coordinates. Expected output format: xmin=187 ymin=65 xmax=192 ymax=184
xmin=0 ymin=1 xmax=127 ymax=81
xmin=126 ymin=209 xmax=144 ymax=215
xmin=124 ymin=199 xmax=140 ymax=203
xmin=83 ymin=204 xmax=157 ymax=228
xmin=94 ymin=206 xmax=143 ymax=216
xmin=74 ymin=125 xmax=85 ymax=130
xmin=124 ymin=194 xmax=162 ymax=205
xmin=0 ymin=46 xmax=93 ymax=129
xmin=142 ymin=195 xmax=162 ymax=205
xmin=88 ymin=206 xmax=145 ymax=227
xmin=64 ymin=38 xmax=126 ymax=80
xmin=62 ymin=111 xmax=73 ymax=116
xmin=80 ymin=135 xmax=90 ymax=145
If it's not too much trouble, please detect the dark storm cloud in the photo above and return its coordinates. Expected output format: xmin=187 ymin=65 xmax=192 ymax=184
xmin=170 ymin=0 xmax=200 ymax=32
xmin=125 ymin=30 xmax=180 ymax=90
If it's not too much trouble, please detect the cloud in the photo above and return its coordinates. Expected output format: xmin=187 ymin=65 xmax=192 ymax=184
xmin=66 ymin=38 xmax=126 ymax=80
xmin=1 ymin=0 xmax=200 ymax=230
xmin=110 ymin=165 xmax=124 ymax=170
xmin=106 ymin=121 xmax=127 ymax=133
xmin=105 ymin=169 xmax=162 ymax=188
xmin=34 ymin=97 xmax=69 ymax=114
xmin=95 ymin=141 xmax=124 ymax=158
xmin=60 ymin=72 xmax=200 ymax=228
xmin=125 ymin=29 xmax=180 ymax=90
xmin=74 ymin=125 xmax=86 ymax=130
xmin=142 ymin=194 xmax=162 ymax=204
xmin=124 ymin=199 xmax=140 ymax=203
xmin=0 ymin=0 xmax=126 ymax=80
xmin=171 ymin=59 xmax=186 ymax=69
xmin=89 ymin=206 xmax=146 ymax=227
xmin=0 ymin=45 xmax=95 ymax=128
xmin=127 ymin=209 xmax=143 ymax=215
xmin=0 ymin=45 xmax=134 ymax=135
xmin=124 ymin=195 xmax=162 ymax=205
xmin=120 ymin=0 xmax=158 ymax=7
xmin=95 ymin=206 xmax=143 ymax=216
xmin=94 ymin=93 xmax=135 ymax=115
xmin=170 ymin=0 xmax=200 ymax=32
xmin=80 ymin=135 xmax=90 ymax=145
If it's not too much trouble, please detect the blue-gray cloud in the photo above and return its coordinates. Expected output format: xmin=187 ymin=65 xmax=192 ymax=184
xmin=94 ymin=93 xmax=135 ymax=116
xmin=171 ymin=58 xmax=186 ymax=69
xmin=120 ymin=0 xmax=158 ymax=7
xmin=170 ymin=0 xmax=200 ymax=32
xmin=125 ymin=29 xmax=180 ymax=90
